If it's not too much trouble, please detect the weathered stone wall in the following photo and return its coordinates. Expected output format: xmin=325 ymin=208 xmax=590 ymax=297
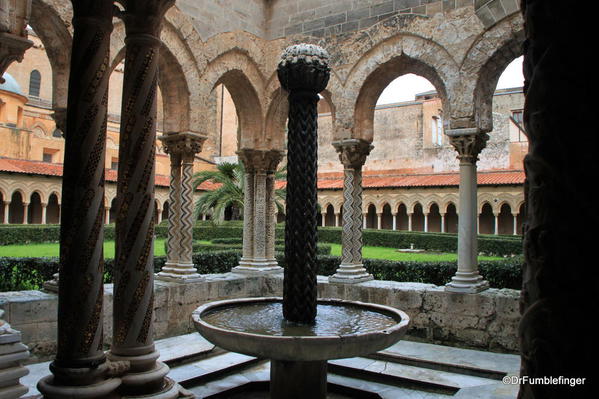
xmin=0 ymin=273 xmax=520 ymax=361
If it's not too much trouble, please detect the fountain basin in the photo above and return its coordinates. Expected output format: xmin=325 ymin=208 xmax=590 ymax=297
xmin=192 ymin=297 xmax=410 ymax=362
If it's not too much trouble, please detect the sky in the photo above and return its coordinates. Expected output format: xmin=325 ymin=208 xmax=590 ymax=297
xmin=376 ymin=56 xmax=524 ymax=105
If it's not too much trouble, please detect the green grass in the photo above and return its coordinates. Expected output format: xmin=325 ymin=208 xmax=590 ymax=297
xmin=0 ymin=239 xmax=167 ymax=259
xmin=327 ymin=243 xmax=502 ymax=262
xmin=0 ymin=240 xmax=502 ymax=262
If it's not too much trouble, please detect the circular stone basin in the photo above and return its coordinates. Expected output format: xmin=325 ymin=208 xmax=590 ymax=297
xmin=192 ymin=297 xmax=410 ymax=362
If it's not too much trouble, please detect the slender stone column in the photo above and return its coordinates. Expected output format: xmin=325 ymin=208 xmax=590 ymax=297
xmin=41 ymin=202 xmax=47 ymax=224
xmin=408 ymin=212 xmax=413 ymax=231
xmin=392 ymin=213 xmax=397 ymax=230
xmin=376 ymin=213 xmax=382 ymax=229
xmin=2 ymin=202 xmax=8 ymax=224
xmin=233 ymin=149 xmax=284 ymax=274
xmin=38 ymin=2 xmax=122 ymax=397
xmin=512 ymin=213 xmax=518 ymax=235
xmin=329 ymin=139 xmax=373 ymax=284
xmin=440 ymin=213 xmax=446 ymax=233
xmin=156 ymin=132 xmax=205 ymax=283
xmin=334 ymin=213 xmax=340 ymax=227
xmin=105 ymin=207 xmax=110 ymax=225
xmin=21 ymin=203 xmax=28 ymax=225
xmin=362 ymin=213 xmax=367 ymax=229
xmin=279 ymin=43 xmax=330 ymax=324
xmin=156 ymin=208 xmax=162 ymax=224
xmin=446 ymin=130 xmax=489 ymax=293
xmin=493 ymin=213 xmax=499 ymax=235
xmin=0 ymin=309 xmax=30 ymax=399
xmin=108 ymin=1 xmax=179 ymax=397
xmin=424 ymin=212 xmax=429 ymax=232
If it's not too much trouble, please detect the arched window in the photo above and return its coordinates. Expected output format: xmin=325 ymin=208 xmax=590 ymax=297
xmin=29 ymin=70 xmax=41 ymax=98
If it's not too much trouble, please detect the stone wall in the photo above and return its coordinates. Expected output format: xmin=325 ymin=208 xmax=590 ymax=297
xmin=0 ymin=273 xmax=520 ymax=361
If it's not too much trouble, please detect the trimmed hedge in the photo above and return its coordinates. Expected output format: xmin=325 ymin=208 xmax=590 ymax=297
xmin=1 ymin=252 xmax=523 ymax=292
xmin=181 ymin=241 xmax=331 ymax=255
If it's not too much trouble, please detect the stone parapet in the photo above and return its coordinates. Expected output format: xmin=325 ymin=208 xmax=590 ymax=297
xmin=0 ymin=274 xmax=520 ymax=361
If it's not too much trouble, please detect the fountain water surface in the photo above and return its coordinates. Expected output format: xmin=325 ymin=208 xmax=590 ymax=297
xmin=193 ymin=44 xmax=410 ymax=399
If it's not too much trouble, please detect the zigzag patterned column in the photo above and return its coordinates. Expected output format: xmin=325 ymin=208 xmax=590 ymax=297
xmin=329 ymin=139 xmax=373 ymax=284
xmin=37 ymin=1 xmax=122 ymax=397
xmin=278 ymin=44 xmax=330 ymax=324
xmin=445 ymin=130 xmax=489 ymax=294
xmin=157 ymin=132 xmax=205 ymax=283
xmin=108 ymin=1 xmax=179 ymax=397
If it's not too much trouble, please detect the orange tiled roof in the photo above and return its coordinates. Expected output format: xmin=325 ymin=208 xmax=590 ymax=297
xmin=0 ymin=157 xmax=525 ymax=190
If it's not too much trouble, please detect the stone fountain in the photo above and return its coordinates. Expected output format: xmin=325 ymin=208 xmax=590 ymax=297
xmin=192 ymin=44 xmax=410 ymax=399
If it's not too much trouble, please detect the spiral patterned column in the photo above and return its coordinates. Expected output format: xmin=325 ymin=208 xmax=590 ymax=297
xmin=37 ymin=1 xmax=121 ymax=398
xmin=278 ymin=44 xmax=330 ymax=324
xmin=157 ymin=132 xmax=205 ymax=283
xmin=445 ymin=130 xmax=489 ymax=294
xmin=108 ymin=1 xmax=178 ymax=397
xmin=237 ymin=151 xmax=256 ymax=268
xmin=329 ymin=139 xmax=373 ymax=284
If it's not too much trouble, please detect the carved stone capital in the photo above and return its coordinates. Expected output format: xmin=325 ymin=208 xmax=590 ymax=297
xmin=159 ymin=132 xmax=206 ymax=158
xmin=277 ymin=43 xmax=330 ymax=94
xmin=333 ymin=139 xmax=373 ymax=169
xmin=238 ymin=149 xmax=284 ymax=174
xmin=116 ymin=0 xmax=175 ymax=37
xmin=0 ymin=32 xmax=32 ymax=80
xmin=449 ymin=133 xmax=489 ymax=164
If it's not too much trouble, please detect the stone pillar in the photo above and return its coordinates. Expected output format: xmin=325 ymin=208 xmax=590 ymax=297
xmin=37 ymin=1 xmax=122 ymax=397
xmin=362 ymin=213 xmax=367 ymax=229
xmin=156 ymin=207 xmax=162 ymax=224
xmin=392 ymin=213 xmax=397 ymax=230
xmin=41 ymin=202 xmax=47 ymax=224
xmin=407 ymin=212 xmax=413 ymax=231
xmin=440 ymin=213 xmax=446 ymax=233
xmin=0 ymin=309 xmax=30 ymax=399
xmin=376 ymin=213 xmax=382 ymax=229
xmin=493 ymin=213 xmax=499 ymax=235
xmin=108 ymin=1 xmax=179 ymax=397
xmin=105 ymin=207 xmax=110 ymax=225
xmin=321 ymin=212 xmax=326 ymax=227
xmin=445 ymin=130 xmax=489 ymax=293
xmin=233 ymin=149 xmax=284 ymax=274
xmin=3 ymin=202 xmax=9 ymax=224
xmin=512 ymin=213 xmax=518 ymax=235
xmin=334 ymin=213 xmax=340 ymax=227
xmin=278 ymin=44 xmax=330 ymax=324
xmin=21 ymin=202 xmax=28 ymax=225
xmin=329 ymin=139 xmax=373 ymax=284
xmin=156 ymin=132 xmax=206 ymax=283
xmin=424 ymin=212 xmax=429 ymax=232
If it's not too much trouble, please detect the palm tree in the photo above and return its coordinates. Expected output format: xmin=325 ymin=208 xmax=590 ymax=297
xmin=192 ymin=162 xmax=287 ymax=224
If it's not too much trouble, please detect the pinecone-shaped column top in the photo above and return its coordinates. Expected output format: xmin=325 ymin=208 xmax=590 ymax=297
xmin=277 ymin=44 xmax=330 ymax=94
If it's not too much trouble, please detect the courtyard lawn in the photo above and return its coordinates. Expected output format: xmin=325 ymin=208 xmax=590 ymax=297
xmin=0 ymin=239 xmax=168 ymax=259
xmin=327 ymin=243 xmax=503 ymax=262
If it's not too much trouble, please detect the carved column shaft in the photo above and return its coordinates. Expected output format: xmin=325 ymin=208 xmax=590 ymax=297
xmin=240 ymin=162 xmax=255 ymax=264
xmin=110 ymin=2 xmax=177 ymax=396
xmin=445 ymin=132 xmax=489 ymax=294
xmin=329 ymin=139 xmax=373 ymax=284
xmin=38 ymin=2 xmax=120 ymax=398
xmin=166 ymin=153 xmax=182 ymax=265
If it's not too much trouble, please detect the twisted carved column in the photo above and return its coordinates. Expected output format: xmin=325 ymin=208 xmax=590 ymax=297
xmin=329 ymin=139 xmax=373 ymax=284
xmin=445 ymin=130 xmax=489 ymax=293
xmin=38 ymin=1 xmax=122 ymax=397
xmin=109 ymin=1 xmax=178 ymax=397
xmin=518 ymin=1 xmax=593 ymax=397
xmin=157 ymin=132 xmax=205 ymax=283
xmin=278 ymin=44 xmax=330 ymax=324
xmin=233 ymin=149 xmax=284 ymax=274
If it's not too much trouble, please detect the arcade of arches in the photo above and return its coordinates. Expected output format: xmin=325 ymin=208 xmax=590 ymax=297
xmin=3 ymin=1 xmax=592 ymax=398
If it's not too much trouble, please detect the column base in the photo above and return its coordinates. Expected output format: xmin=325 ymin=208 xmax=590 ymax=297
xmin=329 ymin=263 xmax=373 ymax=284
xmin=445 ymin=272 xmax=490 ymax=293
xmin=232 ymin=259 xmax=283 ymax=275
xmin=37 ymin=362 xmax=121 ymax=399
xmin=156 ymin=263 xmax=203 ymax=284
xmin=43 ymin=273 xmax=60 ymax=293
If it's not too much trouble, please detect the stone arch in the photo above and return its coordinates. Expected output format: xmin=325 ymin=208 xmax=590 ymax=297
xmin=479 ymin=202 xmax=495 ymax=235
xmin=460 ymin=13 xmax=525 ymax=132
xmin=201 ymin=50 xmax=265 ymax=149
xmin=345 ymin=34 xmax=457 ymax=141
xmin=29 ymin=0 xmax=72 ymax=111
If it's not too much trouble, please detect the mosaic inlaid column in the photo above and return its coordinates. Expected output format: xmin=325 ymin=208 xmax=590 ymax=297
xmin=233 ymin=149 xmax=283 ymax=274
xmin=108 ymin=1 xmax=178 ymax=397
xmin=329 ymin=139 xmax=373 ymax=284
xmin=37 ymin=1 xmax=121 ymax=397
xmin=156 ymin=132 xmax=205 ymax=283
xmin=445 ymin=130 xmax=489 ymax=293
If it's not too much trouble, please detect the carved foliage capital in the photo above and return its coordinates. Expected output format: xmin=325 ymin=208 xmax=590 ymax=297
xmin=0 ymin=32 xmax=33 ymax=80
xmin=449 ymin=134 xmax=488 ymax=164
xmin=238 ymin=149 xmax=284 ymax=173
xmin=160 ymin=132 xmax=206 ymax=159
xmin=116 ymin=0 xmax=175 ymax=37
xmin=333 ymin=139 xmax=373 ymax=169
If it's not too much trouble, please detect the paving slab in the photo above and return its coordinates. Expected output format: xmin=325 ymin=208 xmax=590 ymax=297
xmin=157 ymin=332 xmax=215 ymax=363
